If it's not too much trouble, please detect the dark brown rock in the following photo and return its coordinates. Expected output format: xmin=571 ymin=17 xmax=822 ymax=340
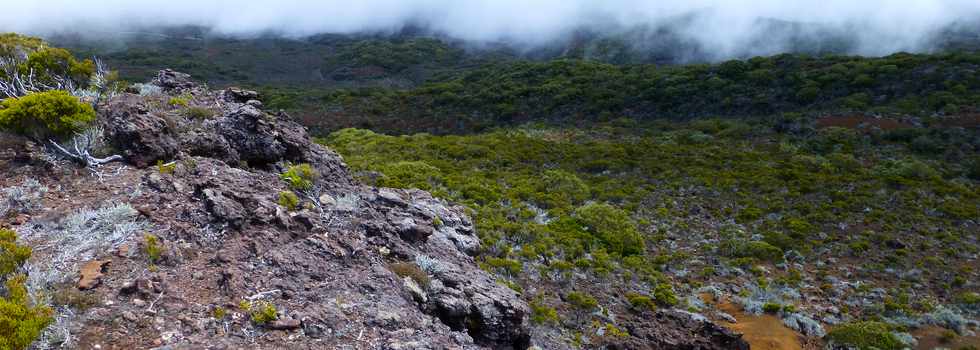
xmin=103 ymin=96 xmax=179 ymax=167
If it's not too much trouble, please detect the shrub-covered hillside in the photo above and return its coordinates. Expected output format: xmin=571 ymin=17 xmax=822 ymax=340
xmin=304 ymin=53 xmax=980 ymax=134
xmin=323 ymin=116 xmax=978 ymax=348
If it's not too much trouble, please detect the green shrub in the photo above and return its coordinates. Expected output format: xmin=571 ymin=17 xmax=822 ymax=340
xmin=281 ymin=163 xmax=317 ymax=191
xmin=278 ymin=191 xmax=300 ymax=211
xmin=566 ymin=291 xmax=598 ymax=311
xmin=536 ymin=169 xmax=590 ymax=208
xmin=724 ymin=240 xmax=783 ymax=262
xmin=882 ymin=159 xmax=940 ymax=186
xmin=653 ymin=283 xmax=678 ymax=307
xmin=0 ymin=229 xmax=31 ymax=276
xmin=530 ymin=300 xmax=559 ymax=325
xmin=19 ymin=47 xmax=94 ymax=85
xmin=574 ymin=203 xmax=645 ymax=256
xmin=0 ymin=90 xmax=96 ymax=140
xmin=762 ymin=302 xmax=782 ymax=313
xmin=826 ymin=321 xmax=903 ymax=350
xmin=958 ymin=292 xmax=980 ymax=306
xmin=626 ymin=292 xmax=656 ymax=311
xmin=0 ymin=229 xmax=53 ymax=350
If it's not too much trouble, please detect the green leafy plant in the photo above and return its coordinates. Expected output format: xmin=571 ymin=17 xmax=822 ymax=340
xmin=249 ymin=301 xmax=277 ymax=325
xmin=212 ymin=306 xmax=227 ymax=319
xmin=0 ymin=229 xmax=31 ymax=276
xmin=280 ymin=163 xmax=317 ymax=191
xmin=143 ymin=234 xmax=162 ymax=264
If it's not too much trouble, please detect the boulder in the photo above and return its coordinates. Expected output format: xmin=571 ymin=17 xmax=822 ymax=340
xmin=103 ymin=96 xmax=179 ymax=167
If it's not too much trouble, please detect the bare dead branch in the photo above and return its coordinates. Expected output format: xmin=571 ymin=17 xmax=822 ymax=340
xmin=47 ymin=127 xmax=123 ymax=169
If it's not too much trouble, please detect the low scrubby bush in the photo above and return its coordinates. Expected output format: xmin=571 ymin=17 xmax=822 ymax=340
xmin=0 ymin=179 xmax=47 ymax=218
xmin=0 ymin=90 xmax=95 ymax=140
xmin=390 ymin=262 xmax=430 ymax=288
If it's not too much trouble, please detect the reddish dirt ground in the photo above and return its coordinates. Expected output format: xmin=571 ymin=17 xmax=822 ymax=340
xmin=913 ymin=325 xmax=980 ymax=350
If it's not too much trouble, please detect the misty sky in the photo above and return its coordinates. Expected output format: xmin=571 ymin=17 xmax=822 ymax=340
xmin=3 ymin=1 xmax=980 ymax=58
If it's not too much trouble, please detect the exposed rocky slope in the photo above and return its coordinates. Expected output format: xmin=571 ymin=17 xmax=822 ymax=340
xmin=1 ymin=70 xmax=747 ymax=349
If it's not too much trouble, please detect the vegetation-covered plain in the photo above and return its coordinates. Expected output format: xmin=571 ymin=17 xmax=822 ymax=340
xmin=324 ymin=115 xmax=978 ymax=347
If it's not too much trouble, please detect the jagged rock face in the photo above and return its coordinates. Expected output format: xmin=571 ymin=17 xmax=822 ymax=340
xmin=10 ymin=70 xmax=745 ymax=349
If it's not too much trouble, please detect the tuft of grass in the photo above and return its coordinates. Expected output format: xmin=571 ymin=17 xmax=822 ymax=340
xmin=389 ymin=262 xmax=430 ymax=288
xmin=278 ymin=191 xmax=300 ymax=211
xmin=762 ymin=302 xmax=783 ymax=313
xmin=50 ymin=286 xmax=99 ymax=311
xmin=183 ymin=106 xmax=214 ymax=119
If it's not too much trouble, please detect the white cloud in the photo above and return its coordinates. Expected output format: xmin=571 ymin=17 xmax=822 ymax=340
xmin=2 ymin=0 xmax=978 ymax=57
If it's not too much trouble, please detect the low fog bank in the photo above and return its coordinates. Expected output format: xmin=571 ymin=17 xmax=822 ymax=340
xmin=4 ymin=1 xmax=980 ymax=60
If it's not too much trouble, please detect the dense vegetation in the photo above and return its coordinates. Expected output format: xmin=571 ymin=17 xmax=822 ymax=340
xmin=323 ymin=115 xmax=977 ymax=342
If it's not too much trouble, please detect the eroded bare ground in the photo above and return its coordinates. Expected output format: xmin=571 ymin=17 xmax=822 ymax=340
xmin=0 ymin=70 xmax=747 ymax=350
